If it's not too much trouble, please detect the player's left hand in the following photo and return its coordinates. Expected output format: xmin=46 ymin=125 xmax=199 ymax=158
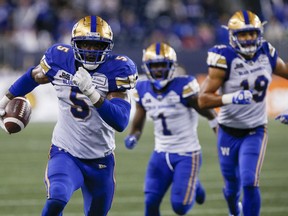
xmin=72 ymin=67 xmax=100 ymax=104
xmin=124 ymin=135 xmax=138 ymax=149
xmin=232 ymin=90 xmax=253 ymax=104
xmin=275 ymin=111 xmax=288 ymax=124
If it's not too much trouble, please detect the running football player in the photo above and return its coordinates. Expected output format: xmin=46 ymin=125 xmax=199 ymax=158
xmin=198 ymin=10 xmax=288 ymax=216
xmin=125 ymin=42 xmax=217 ymax=216
xmin=0 ymin=16 xmax=138 ymax=216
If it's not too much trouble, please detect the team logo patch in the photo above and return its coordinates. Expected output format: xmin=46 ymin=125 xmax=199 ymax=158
xmin=221 ymin=147 xmax=230 ymax=156
xmin=98 ymin=164 xmax=107 ymax=169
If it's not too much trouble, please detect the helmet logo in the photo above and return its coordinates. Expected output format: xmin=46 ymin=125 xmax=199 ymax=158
xmin=87 ymin=32 xmax=101 ymax=37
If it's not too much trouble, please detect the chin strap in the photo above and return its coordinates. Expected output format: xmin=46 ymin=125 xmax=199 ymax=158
xmin=153 ymin=79 xmax=169 ymax=90
xmin=153 ymin=80 xmax=163 ymax=90
xmin=83 ymin=63 xmax=99 ymax=70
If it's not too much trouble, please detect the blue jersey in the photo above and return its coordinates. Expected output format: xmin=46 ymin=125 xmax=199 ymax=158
xmin=207 ymin=41 xmax=278 ymax=128
xmin=40 ymin=43 xmax=138 ymax=159
xmin=134 ymin=76 xmax=201 ymax=153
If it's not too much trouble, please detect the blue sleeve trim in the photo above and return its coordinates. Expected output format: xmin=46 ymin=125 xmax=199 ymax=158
xmin=9 ymin=67 xmax=39 ymax=96
xmin=97 ymin=98 xmax=131 ymax=132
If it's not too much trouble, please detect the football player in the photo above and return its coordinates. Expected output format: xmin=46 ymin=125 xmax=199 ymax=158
xmin=124 ymin=42 xmax=217 ymax=216
xmin=198 ymin=10 xmax=288 ymax=216
xmin=0 ymin=16 xmax=138 ymax=216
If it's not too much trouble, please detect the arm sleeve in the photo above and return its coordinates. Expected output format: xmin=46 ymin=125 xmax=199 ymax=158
xmin=9 ymin=67 xmax=39 ymax=96
xmin=97 ymin=98 xmax=131 ymax=132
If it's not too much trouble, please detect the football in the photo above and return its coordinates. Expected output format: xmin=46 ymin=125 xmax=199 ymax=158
xmin=3 ymin=97 xmax=32 ymax=134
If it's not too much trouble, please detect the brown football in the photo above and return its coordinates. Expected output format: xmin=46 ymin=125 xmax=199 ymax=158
xmin=3 ymin=97 xmax=32 ymax=134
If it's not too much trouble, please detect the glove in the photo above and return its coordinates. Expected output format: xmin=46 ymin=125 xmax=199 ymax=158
xmin=72 ymin=67 xmax=100 ymax=104
xmin=0 ymin=95 xmax=10 ymax=116
xmin=275 ymin=111 xmax=288 ymax=124
xmin=222 ymin=90 xmax=253 ymax=105
xmin=124 ymin=135 xmax=138 ymax=149
xmin=0 ymin=119 xmax=8 ymax=133
xmin=232 ymin=90 xmax=253 ymax=104
xmin=0 ymin=95 xmax=10 ymax=133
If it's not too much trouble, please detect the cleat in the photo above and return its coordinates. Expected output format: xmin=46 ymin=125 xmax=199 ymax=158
xmin=229 ymin=202 xmax=243 ymax=216
xmin=195 ymin=181 xmax=206 ymax=204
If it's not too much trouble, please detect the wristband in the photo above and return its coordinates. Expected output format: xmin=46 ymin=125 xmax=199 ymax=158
xmin=221 ymin=93 xmax=234 ymax=105
xmin=0 ymin=95 xmax=11 ymax=107
xmin=87 ymin=90 xmax=101 ymax=104
xmin=0 ymin=95 xmax=11 ymax=116
xmin=208 ymin=118 xmax=218 ymax=128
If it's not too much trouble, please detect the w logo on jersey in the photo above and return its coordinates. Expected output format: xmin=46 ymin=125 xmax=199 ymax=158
xmin=221 ymin=147 xmax=230 ymax=156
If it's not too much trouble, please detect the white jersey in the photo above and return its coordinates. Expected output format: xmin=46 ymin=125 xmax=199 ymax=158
xmin=207 ymin=42 xmax=278 ymax=129
xmin=134 ymin=76 xmax=201 ymax=153
xmin=40 ymin=43 xmax=137 ymax=159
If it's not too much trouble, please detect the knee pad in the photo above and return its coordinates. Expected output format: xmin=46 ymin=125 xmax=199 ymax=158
xmin=241 ymin=170 xmax=257 ymax=186
xmin=49 ymin=182 xmax=72 ymax=203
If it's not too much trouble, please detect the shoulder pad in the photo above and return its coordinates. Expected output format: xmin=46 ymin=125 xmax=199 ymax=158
xmin=41 ymin=43 xmax=74 ymax=74
xmin=266 ymin=42 xmax=276 ymax=57
xmin=101 ymin=54 xmax=138 ymax=91
xmin=182 ymin=77 xmax=199 ymax=98
xmin=207 ymin=45 xmax=230 ymax=69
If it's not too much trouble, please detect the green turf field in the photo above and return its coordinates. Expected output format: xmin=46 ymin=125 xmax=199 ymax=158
xmin=0 ymin=119 xmax=287 ymax=215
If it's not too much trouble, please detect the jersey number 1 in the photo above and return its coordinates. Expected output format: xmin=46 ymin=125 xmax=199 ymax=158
xmin=158 ymin=114 xmax=172 ymax=135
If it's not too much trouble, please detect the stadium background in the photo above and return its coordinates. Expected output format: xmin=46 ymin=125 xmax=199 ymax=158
xmin=0 ymin=0 xmax=288 ymax=215
xmin=1 ymin=0 xmax=288 ymax=119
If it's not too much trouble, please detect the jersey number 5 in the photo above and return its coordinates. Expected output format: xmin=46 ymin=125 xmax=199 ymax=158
xmin=70 ymin=87 xmax=90 ymax=119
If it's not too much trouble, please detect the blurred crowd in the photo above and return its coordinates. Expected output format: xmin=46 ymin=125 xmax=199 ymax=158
xmin=1 ymin=0 xmax=288 ymax=71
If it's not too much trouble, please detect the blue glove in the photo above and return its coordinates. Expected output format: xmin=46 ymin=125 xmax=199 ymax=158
xmin=222 ymin=90 xmax=253 ymax=105
xmin=232 ymin=90 xmax=253 ymax=104
xmin=124 ymin=135 xmax=138 ymax=149
xmin=275 ymin=111 xmax=288 ymax=124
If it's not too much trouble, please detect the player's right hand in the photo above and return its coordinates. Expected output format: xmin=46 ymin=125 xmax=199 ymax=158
xmin=72 ymin=67 xmax=94 ymax=96
xmin=124 ymin=135 xmax=138 ymax=149
xmin=72 ymin=67 xmax=100 ymax=104
xmin=232 ymin=90 xmax=253 ymax=104
xmin=0 ymin=95 xmax=11 ymax=116
xmin=0 ymin=95 xmax=10 ymax=133
xmin=275 ymin=111 xmax=288 ymax=124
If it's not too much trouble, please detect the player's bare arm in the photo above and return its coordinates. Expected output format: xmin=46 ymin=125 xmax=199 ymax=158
xmin=124 ymin=102 xmax=146 ymax=149
xmin=4 ymin=65 xmax=49 ymax=100
xmin=129 ymin=103 xmax=146 ymax=140
xmin=4 ymin=91 xmax=15 ymax=100
xmin=187 ymin=94 xmax=216 ymax=119
xmin=274 ymin=57 xmax=288 ymax=79
xmin=198 ymin=67 xmax=226 ymax=109
xmin=31 ymin=65 xmax=50 ymax=84
xmin=187 ymin=94 xmax=218 ymax=133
